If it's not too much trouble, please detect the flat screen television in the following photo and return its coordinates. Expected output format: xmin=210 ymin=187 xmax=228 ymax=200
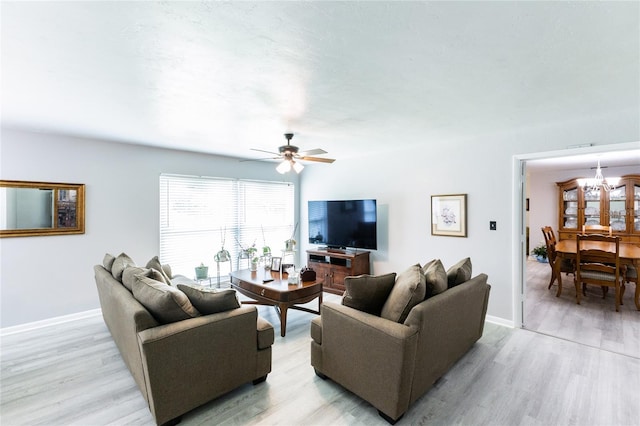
xmin=308 ymin=199 xmax=377 ymax=250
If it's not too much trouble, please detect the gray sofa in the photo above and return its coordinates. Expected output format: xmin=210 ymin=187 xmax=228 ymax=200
xmin=310 ymin=262 xmax=490 ymax=423
xmin=94 ymin=257 xmax=274 ymax=426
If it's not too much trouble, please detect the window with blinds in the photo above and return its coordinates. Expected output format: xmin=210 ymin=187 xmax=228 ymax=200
xmin=159 ymin=174 xmax=295 ymax=280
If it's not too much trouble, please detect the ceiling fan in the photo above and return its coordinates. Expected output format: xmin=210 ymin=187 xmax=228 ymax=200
xmin=251 ymin=133 xmax=335 ymax=174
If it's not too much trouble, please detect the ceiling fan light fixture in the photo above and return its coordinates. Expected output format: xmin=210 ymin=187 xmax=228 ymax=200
xmin=293 ymin=161 xmax=304 ymax=173
xmin=276 ymin=160 xmax=291 ymax=174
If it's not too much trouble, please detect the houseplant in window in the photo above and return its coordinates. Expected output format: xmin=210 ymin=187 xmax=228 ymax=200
xmin=195 ymin=263 xmax=209 ymax=280
xmin=285 ymin=222 xmax=298 ymax=251
xmin=215 ymin=227 xmax=230 ymax=262
xmin=261 ymin=226 xmax=272 ymax=268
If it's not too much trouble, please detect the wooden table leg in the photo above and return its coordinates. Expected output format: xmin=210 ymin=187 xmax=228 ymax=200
xmin=634 ymin=261 xmax=640 ymax=311
xmin=279 ymin=304 xmax=288 ymax=337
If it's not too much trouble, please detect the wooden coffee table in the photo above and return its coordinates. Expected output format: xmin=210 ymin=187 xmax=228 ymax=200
xmin=230 ymin=269 xmax=323 ymax=337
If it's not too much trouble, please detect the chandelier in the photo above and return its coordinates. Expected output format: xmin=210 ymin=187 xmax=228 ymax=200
xmin=577 ymin=160 xmax=620 ymax=192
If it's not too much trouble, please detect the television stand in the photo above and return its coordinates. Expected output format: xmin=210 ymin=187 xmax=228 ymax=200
xmin=326 ymin=248 xmax=346 ymax=254
xmin=306 ymin=249 xmax=370 ymax=295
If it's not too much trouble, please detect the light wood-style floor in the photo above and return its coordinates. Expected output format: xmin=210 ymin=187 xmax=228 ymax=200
xmin=524 ymin=258 xmax=640 ymax=359
xmin=2 ymin=287 xmax=639 ymax=425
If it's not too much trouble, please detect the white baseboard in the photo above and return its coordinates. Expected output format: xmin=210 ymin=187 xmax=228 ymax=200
xmin=1 ymin=309 xmax=102 ymax=337
xmin=1 ymin=309 xmax=513 ymax=336
xmin=486 ymin=314 xmax=514 ymax=328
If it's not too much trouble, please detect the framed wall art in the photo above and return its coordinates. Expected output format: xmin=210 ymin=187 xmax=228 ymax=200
xmin=431 ymin=194 xmax=467 ymax=237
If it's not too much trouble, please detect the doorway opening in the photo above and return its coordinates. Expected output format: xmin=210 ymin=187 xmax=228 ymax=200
xmin=514 ymin=143 xmax=640 ymax=359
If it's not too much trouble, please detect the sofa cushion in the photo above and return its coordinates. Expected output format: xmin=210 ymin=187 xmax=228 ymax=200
xmin=103 ymin=253 xmax=116 ymax=272
xmin=447 ymin=257 xmax=472 ymax=288
xmin=342 ymin=273 xmax=397 ymax=316
xmin=380 ymin=264 xmax=426 ymax=323
xmin=111 ymin=252 xmax=135 ymax=282
xmin=146 ymin=256 xmax=172 ymax=284
xmin=422 ymin=259 xmax=448 ymax=298
xmin=177 ymin=285 xmax=241 ymax=315
xmin=132 ymin=275 xmax=200 ymax=324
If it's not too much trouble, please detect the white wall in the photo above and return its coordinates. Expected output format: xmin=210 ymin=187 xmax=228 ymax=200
xmin=1 ymin=108 xmax=638 ymax=327
xmin=299 ymin=110 xmax=640 ymax=323
xmin=0 ymin=128 xmax=299 ymax=327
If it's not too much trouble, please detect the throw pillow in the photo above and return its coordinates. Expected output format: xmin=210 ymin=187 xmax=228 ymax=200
xmin=422 ymin=259 xmax=447 ymax=298
xmin=177 ymin=284 xmax=241 ymax=315
xmin=161 ymin=264 xmax=173 ymax=280
xmin=111 ymin=252 xmax=135 ymax=282
xmin=342 ymin=273 xmax=397 ymax=316
xmin=122 ymin=267 xmax=168 ymax=291
xmin=146 ymin=256 xmax=172 ymax=284
xmin=122 ymin=266 xmax=147 ymax=291
xmin=103 ymin=253 xmax=116 ymax=272
xmin=446 ymin=257 xmax=472 ymax=288
xmin=380 ymin=264 xmax=426 ymax=323
xmin=132 ymin=275 xmax=200 ymax=324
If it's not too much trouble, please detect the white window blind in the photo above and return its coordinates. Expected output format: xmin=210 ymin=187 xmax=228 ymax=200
xmin=160 ymin=174 xmax=295 ymax=280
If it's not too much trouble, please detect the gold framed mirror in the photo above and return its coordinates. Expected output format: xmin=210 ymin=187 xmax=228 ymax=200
xmin=0 ymin=180 xmax=85 ymax=237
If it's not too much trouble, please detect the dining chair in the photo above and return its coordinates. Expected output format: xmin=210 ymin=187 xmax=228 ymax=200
xmin=621 ymin=264 xmax=638 ymax=310
xmin=541 ymin=226 xmax=574 ymax=291
xmin=574 ymin=234 xmax=624 ymax=311
xmin=581 ymin=224 xmax=612 ymax=236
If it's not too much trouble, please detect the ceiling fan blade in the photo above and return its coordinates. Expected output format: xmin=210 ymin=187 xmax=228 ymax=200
xmin=240 ymin=156 xmax=281 ymax=162
xmin=251 ymin=148 xmax=281 ymax=156
xmin=299 ymin=156 xmax=336 ymax=163
xmin=297 ymin=148 xmax=327 ymax=156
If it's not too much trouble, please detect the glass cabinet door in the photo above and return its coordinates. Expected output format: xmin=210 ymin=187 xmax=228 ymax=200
xmin=633 ymin=183 xmax=640 ymax=234
xmin=562 ymin=187 xmax=579 ymax=230
xmin=582 ymin=187 xmax=601 ymax=228
xmin=608 ymin=184 xmax=627 ymax=232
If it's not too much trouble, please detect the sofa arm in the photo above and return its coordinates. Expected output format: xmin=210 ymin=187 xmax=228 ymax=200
xmin=404 ymin=273 xmax=490 ymax=404
xmin=137 ymin=306 xmax=266 ymax=425
xmin=257 ymin=315 xmax=274 ymax=349
xmin=315 ymin=302 xmax=419 ymax=420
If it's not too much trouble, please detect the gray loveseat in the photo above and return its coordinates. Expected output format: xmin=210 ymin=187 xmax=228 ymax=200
xmin=310 ymin=260 xmax=490 ymax=423
xmin=94 ymin=254 xmax=274 ymax=425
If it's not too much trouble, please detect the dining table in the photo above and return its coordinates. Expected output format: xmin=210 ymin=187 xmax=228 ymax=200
xmin=554 ymin=238 xmax=640 ymax=310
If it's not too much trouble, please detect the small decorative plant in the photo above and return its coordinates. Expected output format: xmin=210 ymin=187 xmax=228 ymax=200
xmin=246 ymin=245 xmax=258 ymax=259
xmin=195 ymin=262 xmax=209 ymax=280
xmin=215 ymin=227 xmax=230 ymax=262
xmin=261 ymin=225 xmax=271 ymax=256
xmin=532 ymin=243 xmax=548 ymax=261
xmin=285 ymin=222 xmax=298 ymax=251
xmin=250 ymin=256 xmax=259 ymax=271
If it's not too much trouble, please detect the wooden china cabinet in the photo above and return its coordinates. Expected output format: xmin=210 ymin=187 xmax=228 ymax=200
xmin=556 ymin=174 xmax=640 ymax=243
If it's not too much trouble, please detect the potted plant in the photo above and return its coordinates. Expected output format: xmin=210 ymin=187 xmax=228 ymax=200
xmin=215 ymin=227 xmax=230 ymax=262
xmin=246 ymin=245 xmax=257 ymax=258
xmin=285 ymin=222 xmax=298 ymax=252
xmin=261 ymin=225 xmax=271 ymax=256
xmin=250 ymin=256 xmax=260 ymax=271
xmin=285 ymin=238 xmax=296 ymax=252
xmin=195 ymin=262 xmax=209 ymax=279
xmin=532 ymin=243 xmax=548 ymax=263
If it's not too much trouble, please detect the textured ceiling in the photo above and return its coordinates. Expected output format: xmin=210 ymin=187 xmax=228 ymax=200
xmin=2 ymin=1 xmax=639 ymax=164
